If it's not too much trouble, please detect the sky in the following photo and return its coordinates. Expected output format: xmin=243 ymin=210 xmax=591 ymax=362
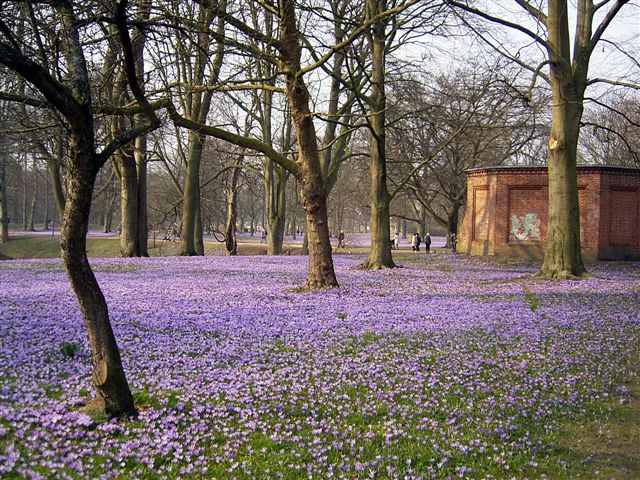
xmin=409 ymin=0 xmax=640 ymax=93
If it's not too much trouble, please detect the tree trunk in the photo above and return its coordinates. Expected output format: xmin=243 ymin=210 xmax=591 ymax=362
xmin=225 ymin=160 xmax=241 ymax=256
xmin=448 ymin=205 xmax=460 ymax=236
xmin=301 ymin=228 xmax=309 ymax=255
xmin=22 ymin=157 xmax=27 ymax=230
xmin=103 ymin=185 xmax=117 ymax=233
xmin=538 ymin=87 xmax=585 ymax=278
xmin=362 ymin=0 xmax=395 ymax=270
xmin=537 ymin=0 xmax=587 ymax=279
xmin=0 ymin=158 xmax=8 ymax=243
xmin=118 ymin=146 xmax=140 ymax=257
xmin=180 ymin=131 xmax=204 ymax=256
xmin=419 ymin=208 xmax=427 ymax=239
xmin=48 ymin=160 xmax=66 ymax=219
xmin=279 ymin=0 xmax=337 ymax=288
xmin=299 ymin=172 xmax=337 ymax=287
xmin=44 ymin=172 xmax=50 ymax=231
xmin=61 ymin=150 xmax=135 ymax=418
xmin=266 ymin=163 xmax=287 ymax=255
xmin=27 ymin=159 xmax=37 ymax=231
xmin=224 ymin=195 xmax=238 ymax=256
xmin=134 ymin=132 xmax=149 ymax=256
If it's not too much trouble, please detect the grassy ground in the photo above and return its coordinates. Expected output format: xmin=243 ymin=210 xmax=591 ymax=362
xmin=0 ymin=234 xmax=365 ymax=260
xmin=554 ymin=357 xmax=640 ymax=479
xmin=1 ymin=235 xmax=639 ymax=478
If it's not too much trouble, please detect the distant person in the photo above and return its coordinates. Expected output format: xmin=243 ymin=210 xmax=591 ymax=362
xmin=394 ymin=232 xmax=400 ymax=250
xmin=337 ymin=230 xmax=345 ymax=248
xmin=117 ymin=223 xmax=122 ymax=236
xmin=424 ymin=232 xmax=431 ymax=253
xmin=260 ymin=230 xmax=267 ymax=243
xmin=415 ymin=232 xmax=421 ymax=252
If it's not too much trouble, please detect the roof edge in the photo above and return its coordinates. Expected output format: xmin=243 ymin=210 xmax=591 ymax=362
xmin=466 ymin=164 xmax=640 ymax=175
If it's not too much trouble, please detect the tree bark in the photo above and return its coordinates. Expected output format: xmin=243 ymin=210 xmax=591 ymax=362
xmin=177 ymin=3 xmax=224 ymax=256
xmin=0 ymin=157 xmax=8 ymax=243
xmin=362 ymin=0 xmax=395 ymax=270
xmin=48 ymin=154 xmax=66 ymax=218
xmin=0 ymin=0 xmax=164 ymax=418
xmin=180 ymin=131 xmax=204 ymax=256
xmin=62 ymin=149 xmax=135 ymax=417
xmin=195 ymin=202 xmax=205 ymax=255
xmin=117 ymin=145 xmax=143 ymax=257
xmin=102 ymin=180 xmax=117 ymax=233
xmin=134 ymin=132 xmax=149 ymax=256
xmin=537 ymin=0 xmax=587 ymax=279
xmin=27 ymin=158 xmax=37 ymax=231
xmin=225 ymin=159 xmax=241 ymax=255
xmin=279 ymin=0 xmax=338 ymax=288
xmin=538 ymin=82 xmax=585 ymax=278
xmin=265 ymin=161 xmax=288 ymax=255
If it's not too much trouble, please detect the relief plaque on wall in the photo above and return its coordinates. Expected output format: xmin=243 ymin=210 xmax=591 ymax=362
xmin=510 ymin=213 xmax=541 ymax=241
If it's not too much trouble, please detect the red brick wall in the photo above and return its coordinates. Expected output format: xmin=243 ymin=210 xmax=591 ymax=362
xmin=459 ymin=166 xmax=640 ymax=260
xmin=472 ymin=187 xmax=490 ymax=241
xmin=609 ymin=189 xmax=637 ymax=245
xmin=598 ymin=171 xmax=640 ymax=259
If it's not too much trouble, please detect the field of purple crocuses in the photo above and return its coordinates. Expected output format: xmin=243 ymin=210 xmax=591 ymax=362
xmin=1 ymin=252 xmax=639 ymax=479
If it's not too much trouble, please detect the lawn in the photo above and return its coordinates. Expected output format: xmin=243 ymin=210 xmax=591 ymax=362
xmin=0 ymin=252 xmax=638 ymax=479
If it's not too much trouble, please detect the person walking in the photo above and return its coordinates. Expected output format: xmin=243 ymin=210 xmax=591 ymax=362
xmin=415 ymin=232 xmax=421 ymax=252
xmin=393 ymin=232 xmax=400 ymax=250
xmin=424 ymin=232 xmax=431 ymax=253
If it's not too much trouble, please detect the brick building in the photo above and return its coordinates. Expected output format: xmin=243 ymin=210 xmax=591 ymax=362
xmin=458 ymin=165 xmax=640 ymax=261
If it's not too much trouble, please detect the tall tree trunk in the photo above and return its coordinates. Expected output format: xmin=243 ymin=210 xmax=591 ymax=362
xmin=48 ymin=158 xmax=66 ymax=218
xmin=362 ymin=0 xmax=395 ymax=269
xmin=419 ymin=208 xmax=427 ymax=239
xmin=266 ymin=162 xmax=288 ymax=255
xmin=537 ymin=0 xmax=586 ymax=279
xmin=225 ymin=159 xmax=241 ymax=255
xmin=195 ymin=200 xmax=205 ymax=255
xmin=61 ymin=152 xmax=135 ymax=417
xmin=0 ymin=158 xmax=8 ymax=243
xmin=44 ymin=172 xmax=50 ymax=230
xmin=538 ymin=85 xmax=585 ymax=278
xmin=301 ymin=228 xmax=309 ymax=255
xmin=279 ymin=0 xmax=337 ymax=288
xmin=61 ymin=160 xmax=135 ymax=416
xmin=448 ymin=205 xmax=460 ymax=236
xmin=118 ymin=146 xmax=140 ymax=257
xmin=134 ymin=133 xmax=148 ymax=256
xmin=22 ymin=156 xmax=27 ymax=230
xmin=180 ymin=131 xmax=204 ymax=256
xmin=28 ymin=159 xmax=37 ymax=231
xmin=103 ymin=184 xmax=117 ymax=233
xmin=177 ymin=3 xmax=224 ymax=256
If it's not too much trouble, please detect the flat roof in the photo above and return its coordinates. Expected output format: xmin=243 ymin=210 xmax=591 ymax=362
xmin=466 ymin=164 xmax=640 ymax=174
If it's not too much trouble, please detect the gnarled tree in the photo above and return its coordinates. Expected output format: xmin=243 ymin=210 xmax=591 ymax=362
xmin=0 ymin=0 xmax=161 ymax=417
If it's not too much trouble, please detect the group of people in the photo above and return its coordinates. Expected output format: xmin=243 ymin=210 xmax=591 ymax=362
xmin=391 ymin=232 xmax=431 ymax=252
xmin=410 ymin=232 xmax=431 ymax=253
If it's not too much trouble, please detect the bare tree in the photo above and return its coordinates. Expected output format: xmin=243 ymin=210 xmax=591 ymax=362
xmin=0 ymin=104 xmax=10 ymax=243
xmin=580 ymin=93 xmax=640 ymax=166
xmin=388 ymin=61 xmax=548 ymax=239
xmin=447 ymin=0 xmax=638 ymax=278
xmin=0 ymin=0 xmax=162 ymax=417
